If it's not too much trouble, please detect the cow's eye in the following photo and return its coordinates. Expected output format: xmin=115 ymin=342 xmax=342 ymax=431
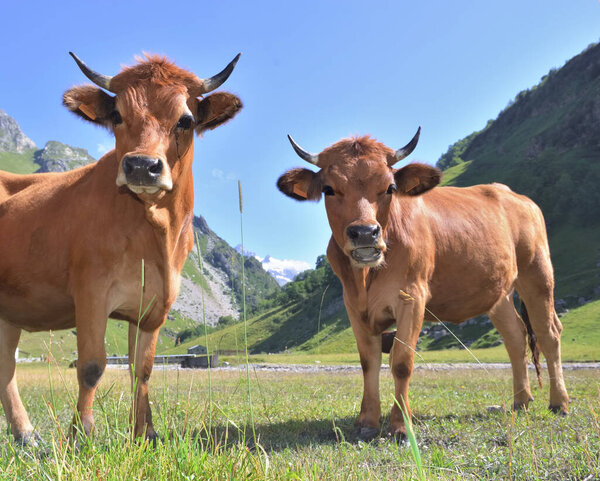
xmin=386 ymin=183 xmax=398 ymax=194
xmin=176 ymin=115 xmax=194 ymax=130
xmin=110 ymin=110 xmax=122 ymax=125
xmin=322 ymin=185 xmax=335 ymax=196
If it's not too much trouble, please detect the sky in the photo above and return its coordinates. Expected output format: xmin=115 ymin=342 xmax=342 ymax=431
xmin=1 ymin=0 xmax=599 ymax=267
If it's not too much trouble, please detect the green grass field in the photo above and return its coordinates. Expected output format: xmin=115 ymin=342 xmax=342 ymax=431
xmin=0 ymin=364 xmax=598 ymax=480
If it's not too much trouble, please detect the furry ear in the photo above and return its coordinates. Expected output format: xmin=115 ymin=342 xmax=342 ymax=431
xmin=394 ymin=163 xmax=442 ymax=195
xmin=277 ymin=168 xmax=321 ymax=201
xmin=63 ymin=85 xmax=116 ymax=128
xmin=195 ymin=92 xmax=243 ymax=135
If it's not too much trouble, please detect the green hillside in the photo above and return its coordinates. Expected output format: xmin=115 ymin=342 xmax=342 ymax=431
xmin=439 ymin=42 xmax=600 ymax=300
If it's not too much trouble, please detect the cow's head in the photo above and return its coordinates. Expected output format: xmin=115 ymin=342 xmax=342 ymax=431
xmin=63 ymin=53 xmax=242 ymax=200
xmin=277 ymin=130 xmax=441 ymax=268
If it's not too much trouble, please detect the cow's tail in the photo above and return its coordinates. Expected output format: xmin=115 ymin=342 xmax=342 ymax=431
xmin=521 ymin=302 xmax=542 ymax=388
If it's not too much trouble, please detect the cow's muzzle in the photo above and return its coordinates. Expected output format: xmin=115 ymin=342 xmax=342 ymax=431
xmin=119 ymin=155 xmax=172 ymax=195
xmin=346 ymin=224 xmax=383 ymax=264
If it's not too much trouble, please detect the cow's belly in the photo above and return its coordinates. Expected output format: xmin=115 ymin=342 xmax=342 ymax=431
xmin=0 ymin=287 xmax=75 ymax=331
xmin=426 ymin=257 xmax=516 ymax=323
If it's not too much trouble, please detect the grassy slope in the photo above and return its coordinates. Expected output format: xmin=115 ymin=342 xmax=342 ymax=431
xmin=0 ymin=149 xmax=38 ymax=174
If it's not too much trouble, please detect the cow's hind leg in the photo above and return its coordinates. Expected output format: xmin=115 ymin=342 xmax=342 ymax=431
xmin=0 ymin=319 xmax=37 ymax=444
xmin=488 ymin=293 xmax=533 ymax=410
xmin=516 ymin=256 xmax=569 ymax=414
xmin=128 ymin=323 xmax=159 ymax=443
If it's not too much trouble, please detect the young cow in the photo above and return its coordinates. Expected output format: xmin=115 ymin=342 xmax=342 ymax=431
xmin=277 ymin=130 xmax=569 ymax=441
xmin=0 ymin=53 xmax=242 ymax=444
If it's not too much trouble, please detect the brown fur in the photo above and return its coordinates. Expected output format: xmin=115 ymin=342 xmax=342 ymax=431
xmin=0 ymin=54 xmax=242 ymax=443
xmin=278 ymin=134 xmax=569 ymax=439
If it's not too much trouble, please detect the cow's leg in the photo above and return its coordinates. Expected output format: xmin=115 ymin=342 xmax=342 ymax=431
xmin=348 ymin=309 xmax=382 ymax=440
xmin=388 ymin=293 xmax=425 ymax=442
xmin=128 ymin=323 xmax=159 ymax=442
xmin=516 ymin=256 xmax=569 ymax=414
xmin=0 ymin=320 xmax=37 ymax=444
xmin=73 ymin=300 xmax=108 ymax=438
xmin=488 ymin=293 xmax=533 ymax=410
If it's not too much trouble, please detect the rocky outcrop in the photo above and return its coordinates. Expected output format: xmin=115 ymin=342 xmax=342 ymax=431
xmin=0 ymin=109 xmax=36 ymax=153
xmin=34 ymin=141 xmax=95 ymax=173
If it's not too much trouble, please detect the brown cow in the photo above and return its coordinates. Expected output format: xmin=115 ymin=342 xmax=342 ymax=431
xmin=0 ymin=53 xmax=242 ymax=444
xmin=277 ymin=130 xmax=569 ymax=441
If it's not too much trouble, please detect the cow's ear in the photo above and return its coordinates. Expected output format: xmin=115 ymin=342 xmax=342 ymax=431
xmin=63 ymin=85 xmax=116 ymax=129
xmin=195 ymin=92 xmax=243 ymax=135
xmin=277 ymin=168 xmax=321 ymax=201
xmin=394 ymin=163 xmax=442 ymax=195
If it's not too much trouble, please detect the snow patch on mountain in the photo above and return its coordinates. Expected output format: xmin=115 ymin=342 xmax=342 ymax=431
xmin=235 ymin=245 xmax=311 ymax=285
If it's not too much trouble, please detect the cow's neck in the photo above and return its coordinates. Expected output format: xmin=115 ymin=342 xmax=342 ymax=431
xmin=143 ymin=152 xmax=195 ymax=310
xmin=327 ymin=239 xmax=373 ymax=315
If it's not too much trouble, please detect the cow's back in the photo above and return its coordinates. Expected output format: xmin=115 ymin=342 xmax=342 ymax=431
xmin=400 ymin=183 xmax=547 ymax=322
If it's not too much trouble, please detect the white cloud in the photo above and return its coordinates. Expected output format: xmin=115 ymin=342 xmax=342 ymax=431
xmin=211 ymin=168 xmax=235 ymax=181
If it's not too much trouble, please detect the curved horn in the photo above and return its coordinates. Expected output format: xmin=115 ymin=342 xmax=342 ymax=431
xmin=287 ymin=135 xmax=319 ymax=166
xmin=69 ymin=52 xmax=114 ymax=92
xmin=390 ymin=127 xmax=421 ymax=166
xmin=200 ymin=53 xmax=242 ymax=94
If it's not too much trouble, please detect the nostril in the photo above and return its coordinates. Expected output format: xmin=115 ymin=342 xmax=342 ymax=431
xmin=122 ymin=158 xmax=133 ymax=175
xmin=148 ymin=159 xmax=162 ymax=175
xmin=347 ymin=227 xmax=359 ymax=240
xmin=372 ymin=226 xmax=381 ymax=238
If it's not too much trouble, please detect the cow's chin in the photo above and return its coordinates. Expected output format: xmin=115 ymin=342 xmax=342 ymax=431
xmin=350 ymin=247 xmax=384 ymax=268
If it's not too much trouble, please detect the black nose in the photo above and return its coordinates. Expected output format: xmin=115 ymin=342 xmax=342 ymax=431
xmin=346 ymin=224 xmax=381 ymax=246
xmin=122 ymin=155 xmax=163 ymax=184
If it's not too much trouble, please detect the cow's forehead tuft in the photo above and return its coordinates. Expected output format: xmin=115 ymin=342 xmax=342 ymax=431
xmin=110 ymin=55 xmax=200 ymax=93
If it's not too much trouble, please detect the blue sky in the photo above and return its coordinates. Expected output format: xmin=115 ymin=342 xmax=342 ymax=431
xmin=1 ymin=1 xmax=599 ymax=266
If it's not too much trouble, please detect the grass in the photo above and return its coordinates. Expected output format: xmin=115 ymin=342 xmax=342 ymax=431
xmin=0 ymin=364 xmax=598 ymax=480
xmin=0 ymin=149 xmax=38 ymax=174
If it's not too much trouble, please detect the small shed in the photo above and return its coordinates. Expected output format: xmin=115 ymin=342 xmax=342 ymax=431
xmin=187 ymin=345 xmax=207 ymax=355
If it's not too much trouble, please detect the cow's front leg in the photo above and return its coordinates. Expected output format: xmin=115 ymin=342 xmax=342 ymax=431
xmin=389 ymin=292 xmax=425 ymax=442
xmin=348 ymin=307 xmax=382 ymax=440
xmin=73 ymin=299 xmax=108 ymax=438
xmin=128 ymin=323 xmax=159 ymax=442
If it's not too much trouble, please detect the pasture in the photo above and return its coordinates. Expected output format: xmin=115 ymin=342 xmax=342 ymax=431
xmin=0 ymin=363 xmax=598 ymax=480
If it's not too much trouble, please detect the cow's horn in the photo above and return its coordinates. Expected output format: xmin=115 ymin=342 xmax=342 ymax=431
xmin=287 ymin=135 xmax=319 ymax=166
xmin=69 ymin=52 xmax=115 ymax=92
xmin=200 ymin=53 xmax=242 ymax=94
xmin=391 ymin=127 xmax=421 ymax=166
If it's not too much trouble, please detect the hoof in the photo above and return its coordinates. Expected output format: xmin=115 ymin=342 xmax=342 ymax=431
xmin=549 ymin=405 xmax=568 ymax=416
xmin=142 ymin=430 xmax=160 ymax=448
xmin=357 ymin=426 xmax=379 ymax=441
xmin=14 ymin=430 xmax=42 ymax=447
xmin=387 ymin=428 xmax=408 ymax=445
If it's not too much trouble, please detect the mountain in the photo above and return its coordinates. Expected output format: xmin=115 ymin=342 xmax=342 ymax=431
xmin=438 ymin=41 xmax=600 ymax=301
xmin=0 ymin=109 xmax=280 ymax=358
xmin=34 ymin=140 xmax=95 ymax=172
xmin=258 ymin=255 xmax=312 ymax=286
xmin=0 ymin=109 xmax=36 ymax=153
xmin=234 ymin=245 xmax=311 ymax=285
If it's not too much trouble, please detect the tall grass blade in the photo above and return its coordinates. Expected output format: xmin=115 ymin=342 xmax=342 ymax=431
xmin=394 ymin=395 xmax=425 ymax=481
xmin=194 ymin=230 xmax=213 ymax=440
xmin=316 ymin=284 xmax=330 ymax=355
xmin=238 ymin=180 xmax=257 ymax=447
